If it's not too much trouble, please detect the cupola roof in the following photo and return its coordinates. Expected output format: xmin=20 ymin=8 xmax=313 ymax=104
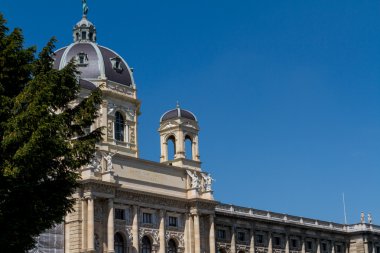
xmin=160 ymin=103 xmax=197 ymax=122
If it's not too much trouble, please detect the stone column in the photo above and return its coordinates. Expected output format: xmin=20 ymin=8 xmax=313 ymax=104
xmin=81 ymin=198 xmax=88 ymax=251
xmin=88 ymin=198 xmax=95 ymax=251
xmin=267 ymin=232 xmax=272 ymax=253
xmin=345 ymin=242 xmax=350 ymax=253
xmin=316 ymin=239 xmax=320 ymax=253
xmin=132 ymin=205 xmax=139 ymax=253
xmin=194 ymin=213 xmax=201 ymax=253
xmin=332 ymin=242 xmax=335 ymax=253
xmin=372 ymin=243 xmax=376 ymax=253
xmin=231 ymin=226 xmax=236 ymax=253
xmin=108 ymin=198 xmax=115 ymax=253
xmin=175 ymin=130 xmax=184 ymax=159
xmin=209 ymin=215 xmax=216 ymax=253
xmin=364 ymin=238 xmax=369 ymax=253
xmin=250 ymin=228 xmax=255 ymax=253
xmin=159 ymin=210 xmax=166 ymax=253
xmin=190 ymin=214 xmax=195 ymax=253
xmin=194 ymin=136 xmax=200 ymax=161
xmin=301 ymin=238 xmax=305 ymax=253
xmin=285 ymin=235 xmax=289 ymax=253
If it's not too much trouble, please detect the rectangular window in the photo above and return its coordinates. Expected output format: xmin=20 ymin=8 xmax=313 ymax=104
xmin=322 ymin=243 xmax=327 ymax=252
xmin=377 ymin=247 xmax=380 ymax=253
xmin=142 ymin=213 xmax=152 ymax=224
xmin=115 ymin=208 xmax=125 ymax=220
xmin=217 ymin=229 xmax=226 ymax=239
xmin=237 ymin=232 xmax=245 ymax=241
xmin=307 ymin=241 xmax=313 ymax=251
xmin=168 ymin=216 xmax=178 ymax=227
xmin=274 ymin=237 xmax=281 ymax=246
xmin=292 ymin=239 xmax=298 ymax=248
xmin=256 ymin=234 xmax=264 ymax=244
xmin=336 ymin=245 xmax=342 ymax=253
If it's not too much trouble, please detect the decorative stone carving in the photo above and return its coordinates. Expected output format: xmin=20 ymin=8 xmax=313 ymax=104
xmin=139 ymin=228 xmax=160 ymax=245
xmin=130 ymin=126 xmax=135 ymax=144
xmin=186 ymin=170 xmax=200 ymax=189
xmin=106 ymin=83 xmax=134 ymax=96
xmin=107 ymin=103 xmax=135 ymax=121
xmin=183 ymin=122 xmax=196 ymax=129
xmin=107 ymin=120 xmax=113 ymax=137
xmin=201 ymin=172 xmax=214 ymax=192
xmin=162 ymin=122 xmax=176 ymax=130
xmin=126 ymin=226 xmax=133 ymax=243
xmin=165 ymin=231 xmax=185 ymax=247
xmin=94 ymin=233 xmax=101 ymax=253
xmin=94 ymin=202 xmax=104 ymax=222
xmin=86 ymin=152 xmax=102 ymax=172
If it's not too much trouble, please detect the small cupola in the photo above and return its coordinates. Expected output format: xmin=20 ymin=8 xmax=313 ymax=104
xmin=158 ymin=103 xmax=201 ymax=170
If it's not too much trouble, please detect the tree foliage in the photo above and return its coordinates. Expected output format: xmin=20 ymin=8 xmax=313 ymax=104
xmin=0 ymin=14 xmax=103 ymax=252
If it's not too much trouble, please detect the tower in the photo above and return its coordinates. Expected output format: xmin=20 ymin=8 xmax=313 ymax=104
xmin=54 ymin=12 xmax=140 ymax=160
xmin=158 ymin=104 xmax=201 ymax=170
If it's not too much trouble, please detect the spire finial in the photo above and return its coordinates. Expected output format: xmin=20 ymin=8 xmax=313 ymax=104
xmin=176 ymin=101 xmax=180 ymax=108
xmin=82 ymin=0 xmax=89 ymax=16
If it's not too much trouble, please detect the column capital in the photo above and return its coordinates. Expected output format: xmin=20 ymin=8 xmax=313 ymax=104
xmin=190 ymin=208 xmax=199 ymax=216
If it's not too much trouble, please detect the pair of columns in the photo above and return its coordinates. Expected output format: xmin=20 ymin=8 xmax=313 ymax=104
xmin=187 ymin=212 xmax=216 ymax=253
xmin=131 ymin=206 xmax=167 ymax=253
xmin=84 ymin=197 xmax=114 ymax=252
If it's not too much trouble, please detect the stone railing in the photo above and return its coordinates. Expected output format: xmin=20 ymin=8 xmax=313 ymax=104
xmin=215 ymin=204 xmax=380 ymax=234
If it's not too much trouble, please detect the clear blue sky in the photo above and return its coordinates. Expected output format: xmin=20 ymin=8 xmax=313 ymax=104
xmin=3 ymin=0 xmax=380 ymax=224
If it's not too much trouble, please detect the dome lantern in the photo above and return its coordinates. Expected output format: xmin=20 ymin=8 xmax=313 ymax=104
xmin=73 ymin=16 xmax=97 ymax=43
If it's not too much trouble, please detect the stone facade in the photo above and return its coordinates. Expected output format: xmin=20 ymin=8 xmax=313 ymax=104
xmin=50 ymin=9 xmax=380 ymax=253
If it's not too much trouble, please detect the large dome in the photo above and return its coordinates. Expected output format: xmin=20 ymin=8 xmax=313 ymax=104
xmin=53 ymin=16 xmax=134 ymax=87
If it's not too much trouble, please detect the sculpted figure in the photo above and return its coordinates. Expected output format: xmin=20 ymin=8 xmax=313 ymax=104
xmin=201 ymin=173 xmax=214 ymax=191
xmin=368 ymin=213 xmax=372 ymax=224
xmin=86 ymin=152 xmax=101 ymax=172
xmin=82 ymin=0 xmax=89 ymax=16
xmin=102 ymin=151 xmax=117 ymax=171
xmin=361 ymin=212 xmax=365 ymax=224
xmin=186 ymin=170 xmax=200 ymax=189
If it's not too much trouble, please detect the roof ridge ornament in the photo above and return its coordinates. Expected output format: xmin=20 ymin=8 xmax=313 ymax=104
xmin=82 ymin=0 xmax=89 ymax=17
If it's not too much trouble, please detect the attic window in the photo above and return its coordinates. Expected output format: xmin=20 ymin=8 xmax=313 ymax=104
xmin=76 ymin=52 xmax=89 ymax=66
xmin=110 ymin=57 xmax=123 ymax=73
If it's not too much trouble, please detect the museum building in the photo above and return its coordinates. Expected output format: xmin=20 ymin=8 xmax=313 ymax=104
xmin=32 ymin=7 xmax=380 ymax=253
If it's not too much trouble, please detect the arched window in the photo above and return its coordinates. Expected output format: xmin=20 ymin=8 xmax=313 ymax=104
xmin=168 ymin=239 xmax=177 ymax=253
xmin=167 ymin=136 xmax=176 ymax=160
xmin=142 ymin=236 xmax=152 ymax=253
xmin=114 ymin=233 xmax=125 ymax=253
xmin=185 ymin=135 xmax=193 ymax=160
xmin=115 ymin=111 xmax=125 ymax=141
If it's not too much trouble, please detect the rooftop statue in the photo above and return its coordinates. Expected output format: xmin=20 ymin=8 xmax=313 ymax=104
xmin=82 ymin=0 xmax=89 ymax=16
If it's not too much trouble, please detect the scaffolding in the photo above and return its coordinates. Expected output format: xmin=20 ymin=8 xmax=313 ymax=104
xmin=29 ymin=223 xmax=64 ymax=253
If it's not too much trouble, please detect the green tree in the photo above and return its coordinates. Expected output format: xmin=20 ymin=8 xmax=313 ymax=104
xmin=0 ymin=14 xmax=103 ymax=252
